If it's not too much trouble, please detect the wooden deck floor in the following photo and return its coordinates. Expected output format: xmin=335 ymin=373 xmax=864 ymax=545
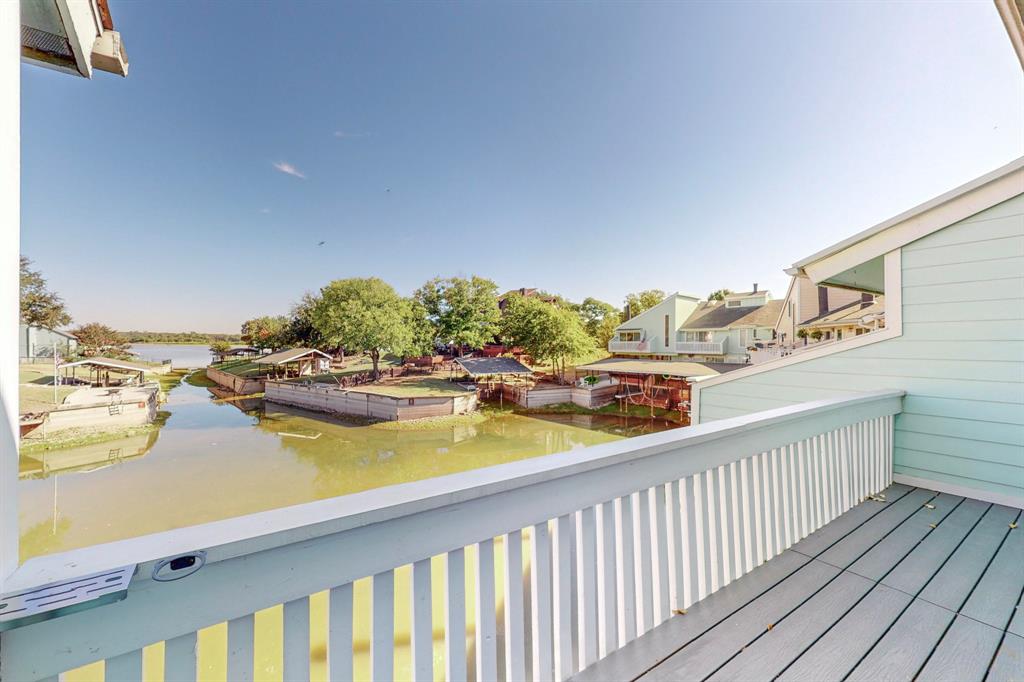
xmin=573 ymin=484 xmax=1024 ymax=682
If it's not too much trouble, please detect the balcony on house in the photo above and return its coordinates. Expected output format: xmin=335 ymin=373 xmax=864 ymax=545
xmin=609 ymin=334 xmax=659 ymax=354
xmin=674 ymin=340 xmax=724 ymax=354
xmin=11 ymin=388 xmax=1020 ymax=682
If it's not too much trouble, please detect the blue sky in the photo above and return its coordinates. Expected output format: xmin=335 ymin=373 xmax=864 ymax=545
xmin=21 ymin=1 xmax=1023 ymax=333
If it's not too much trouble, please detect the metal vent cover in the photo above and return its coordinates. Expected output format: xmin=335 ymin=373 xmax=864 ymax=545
xmin=20 ymin=25 xmax=73 ymax=59
xmin=0 ymin=564 xmax=136 ymax=631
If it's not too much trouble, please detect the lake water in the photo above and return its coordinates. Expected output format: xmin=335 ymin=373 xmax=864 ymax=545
xmin=130 ymin=342 xmax=215 ymax=368
xmin=20 ymin=377 xmax=679 ymax=681
xmin=19 ymin=379 xmax=678 ymax=559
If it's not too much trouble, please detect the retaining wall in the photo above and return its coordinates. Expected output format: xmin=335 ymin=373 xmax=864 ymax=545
xmin=264 ymin=381 xmax=478 ymax=421
xmin=206 ymin=366 xmax=265 ymax=395
xmin=42 ymin=388 xmax=158 ymax=435
xmin=504 ymin=383 xmax=619 ymax=409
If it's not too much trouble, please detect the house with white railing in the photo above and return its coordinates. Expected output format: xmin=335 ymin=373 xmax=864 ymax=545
xmin=675 ymin=287 xmax=783 ymax=364
xmin=1 ymin=2 xmax=1022 ymax=682
xmin=608 ymin=288 xmax=782 ymax=364
xmin=607 ymin=293 xmax=701 ymax=358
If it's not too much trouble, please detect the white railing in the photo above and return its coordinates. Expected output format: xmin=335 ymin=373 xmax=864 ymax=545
xmin=0 ymin=391 xmax=901 ymax=682
xmin=608 ymin=337 xmax=659 ymax=353
xmin=675 ymin=340 xmax=724 ymax=354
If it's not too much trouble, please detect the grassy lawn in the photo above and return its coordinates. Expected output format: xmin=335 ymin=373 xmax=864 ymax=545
xmin=517 ymin=400 xmax=686 ymax=422
xmin=18 ymin=361 xmax=174 ymax=414
xmin=528 ymin=349 xmax=610 ymax=377
xmin=347 ymin=376 xmax=471 ymax=398
xmin=19 ymin=384 xmax=77 ymax=414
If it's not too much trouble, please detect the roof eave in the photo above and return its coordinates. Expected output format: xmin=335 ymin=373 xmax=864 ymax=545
xmin=787 ymin=157 xmax=1024 ymax=284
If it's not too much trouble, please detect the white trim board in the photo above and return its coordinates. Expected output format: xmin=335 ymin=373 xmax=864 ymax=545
xmin=0 ymin=1 xmax=21 ymax=586
xmin=692 ymin=249 xmax=903 ymax=423
xmin=789 ymin=157 xmax=1024 ymax=285
xmin=893 ymin=473 xmax=1023 ymax=510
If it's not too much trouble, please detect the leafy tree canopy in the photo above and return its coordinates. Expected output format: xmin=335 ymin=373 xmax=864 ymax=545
xmin=500 ymin=294 xmax=594 ymax=379
xmin=594 ymin=314 xmax=621 ymax=348
xmin=20 ymin=256 xmax=71 ymax=329
xmin=572 ymin=297 xmax=618 ymax=339
xmin=284 ymin=292 xmax=326 ymax=349
xmin=71 ymin=323 xmax=129 ymax=358
xmin=622 ymin=289 xmax=666 ymax=321
xmin=241 ymin=315 xmax=290 ymax=351
xmin=414 ymin=276 xmax=500 ymax=353
xmin=708 ymin=289 xmax=733 ymax=301
xmin=311 ymin=278 xmax=415 ymax=377
xmin=209 ymin=340 xmax=232 ymax=355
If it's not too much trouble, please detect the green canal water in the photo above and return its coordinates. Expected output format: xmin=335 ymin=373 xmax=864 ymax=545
xmin=19 ymin=379 xmax=679 ymax=560
xmin=21 ymin=379 xmax=680 ymax=681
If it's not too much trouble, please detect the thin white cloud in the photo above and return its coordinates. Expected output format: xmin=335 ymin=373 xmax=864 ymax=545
xmin=273 ymin=161 xmax=306 ymax=179
xmin=333 ymin=131 xmax=372 ymax=139
xmin=259 ymin=208 xmax=271 ymax=214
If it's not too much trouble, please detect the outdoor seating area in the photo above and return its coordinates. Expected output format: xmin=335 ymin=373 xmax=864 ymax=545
xmin=56 ymin=357 xmax=150 ymax=388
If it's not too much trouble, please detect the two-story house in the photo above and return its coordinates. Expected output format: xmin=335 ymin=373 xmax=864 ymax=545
xmin=608 ymin=288 xmax=783 ymax=364
xmin=773 ymin=275 xmax=866 ymax=345
xmin=676 ymin=287 xmax=783 ymax=363
xmin=607 ymin=293 xmax=702 ymax=359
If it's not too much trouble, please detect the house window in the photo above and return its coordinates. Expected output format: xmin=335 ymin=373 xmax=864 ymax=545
xmin=620 ymin=331 xmax=640 ymax=342
xmin=683 ymin=331 xmax=710 ymax=342
xmin=665 ymin=315 xmax=670 ymax=348
xmin=727 ymin=300 xmax=741 ymax=308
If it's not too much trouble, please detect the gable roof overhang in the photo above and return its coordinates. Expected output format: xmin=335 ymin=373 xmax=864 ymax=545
xmin=785 ymin=157 xmax=1024 ymax=293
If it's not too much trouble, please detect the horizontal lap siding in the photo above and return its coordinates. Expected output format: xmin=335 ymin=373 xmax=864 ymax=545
xmin=699 ymin=194 xmax=1024 ymax=502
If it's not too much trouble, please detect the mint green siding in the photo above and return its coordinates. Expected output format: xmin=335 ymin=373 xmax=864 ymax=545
xmin=698 ymin=194 xmax=1024 ymax=502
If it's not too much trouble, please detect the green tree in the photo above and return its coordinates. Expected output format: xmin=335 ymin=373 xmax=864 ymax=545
xmin=414 ymin=276 xmax=500 ymax=354
xmin=71 ymin=323 xmax=129 ymax=357
xmin=283 ymin=292 xmax=325 ymax=349
xmin=708 ymin=289 xmax=733 ymax=301
xmin=241 ymin=316 xmax=289 ymax=351
xmin=20 ymin=256 xmax=71 ymax=329
xmin=595 ymin=314 xmax=620 ymax=349
xmin=403 ymin=297 xmax=437 ymax=358
xmin=311 ymin=278 xmax=413 ymax=378
xmin=622 ymin=289 xmax=666 ymax=321
xmin=573 ymin=297 xmax=618 ymax=339
xmin=501 ymin=295 xmax=594 ymax=380
xmin=209 ymin=340 xmax=232 ymax=357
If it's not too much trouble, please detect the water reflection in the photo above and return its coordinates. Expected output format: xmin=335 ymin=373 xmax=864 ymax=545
xmin=19 ymin=380 xmax=679 ymax=560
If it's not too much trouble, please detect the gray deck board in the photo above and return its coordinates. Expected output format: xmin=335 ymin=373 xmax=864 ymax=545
xmin=846 ymin=598 xmax=955 ymax=682
xmin=778 ymin=584 xmax=913 ymax=682
xmin=917 ymin=615 xmax=1003 ymax=682
xmin=570 ymin=551 xmax=811 ymax=682
xmin=846 ymin=492 xmax=962 ymax=582
xmin=918 ymin=504 xmax=1019 ymax=613
xmin=815 ymin=488 xmax=936 ymax=569
xmin=881 ymin=498 xmax=990 ymax=596
xmin=706 ymin=570 xmax=874 ymax=681
xmin=1009 ymin=599 xmax=1024 ymax=639
xmin=637 ymin=561 xmax=839 ymax=681
xmin=573 ymin=487 xmax=1022 ymax=682
xmin=960 ymin=519 xmax=1024 ymax=630
xmin=787 ymin=484 xmax=912 ymax=558
xmin=988 ymin=632 xmax=1024 ymax=682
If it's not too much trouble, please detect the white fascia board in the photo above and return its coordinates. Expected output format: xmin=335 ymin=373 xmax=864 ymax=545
xmin=0 ymin=0 xmax=19 ymax=586
xmin=54 ymin=0 xmax=103 ymax=78
xmin=792 ymin=158 xmax=1024 ymax=285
